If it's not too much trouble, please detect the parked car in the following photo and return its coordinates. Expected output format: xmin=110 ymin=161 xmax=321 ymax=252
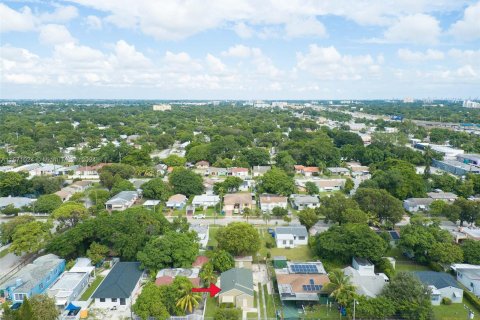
xmin=193 ymin=214 xmax=206 ymax=219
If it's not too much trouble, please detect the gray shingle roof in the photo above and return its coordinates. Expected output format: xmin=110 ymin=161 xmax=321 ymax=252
xmin=275 ymin=226 xmax=308 ymax=237
xmin=414 ymin=271 xmax=460 ymax=290
xmin=220 ymin=268 xmax=254 ymax=296
xmin=92 ymin=262 xmax=143 ymax=299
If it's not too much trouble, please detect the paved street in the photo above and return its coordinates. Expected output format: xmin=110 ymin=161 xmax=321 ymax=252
xmin=166 ymin=215 xmax=299 ymax=226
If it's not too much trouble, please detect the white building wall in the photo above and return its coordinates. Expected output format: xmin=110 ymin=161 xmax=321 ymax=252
xmin=457 ymin=272 xmax=480 ymax=296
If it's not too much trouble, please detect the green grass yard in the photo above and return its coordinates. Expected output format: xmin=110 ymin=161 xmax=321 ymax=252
xmin=269 ymin=246 xmax=313 ymax=262
xmin=0 ymin=248 xmax=9 ymax=258
xmin=204 ymin=296 xmax=218 ymax=318
xmin=433 ymin=300 xmax=479 ymax=320
xmin=79 ymin=275 xmax=104 ymax=300
xmin=207 ymin=225 xmax=222 ymax=247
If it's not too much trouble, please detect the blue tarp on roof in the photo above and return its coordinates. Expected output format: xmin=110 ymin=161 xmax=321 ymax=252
xmin=65 ymin=303 xmax=80 ymax=311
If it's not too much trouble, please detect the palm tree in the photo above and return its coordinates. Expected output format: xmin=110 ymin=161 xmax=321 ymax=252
xmin=423 ymin=146 xmax=433 ymax=177
xmin=176 ymin=282 xmax=202 ymax=314
xmin=243 ymin=207 xmax=252 ymax=222
xmin=262 ymin=211 xmax=271 ymax=226
xmin=200 ymin=262 xmax=216 ymax=286
xmin=325 ymin=269 xmax=356 ymax=307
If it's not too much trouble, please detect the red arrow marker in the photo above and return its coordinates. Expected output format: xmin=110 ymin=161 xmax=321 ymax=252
xmin=192 ymin=283 xmax=221 ymax=297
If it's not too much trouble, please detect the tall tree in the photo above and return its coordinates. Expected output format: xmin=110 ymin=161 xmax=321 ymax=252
xmin=10 ymin=220 xmax=51 ymax=255
xmin=381 ymin=272 xmax=433 ymax=320
xmin=297 ymin=208 xmax=319 ymax=230
xmin=176 ymin=279 xmax=201 ymax=313
xmin=325 ymin=269 xmax=356 ymax=308
xmin=51 ymin=202 xmax=89 ymax=230
xmin=140 ymin=178 xmax=172 ymax=201
xmin=133 ymin=283 xmax=170 ymax=320
xmin=30 ymin=294 xmax=59 ymax=320
xmin=34 ymin=194 xmax=62 ymax=213
xmin=354 ymin=188 xmax=405 ymax=226
xmin=257 ymin=167 xmax=296 ymax=196
xmin=169 ymin=167 xmax=204 ymax=197
xmin=216 ymin=222 xmax=260 ymax=256
xmin=318 ymin=193 xmax=361 ymax=225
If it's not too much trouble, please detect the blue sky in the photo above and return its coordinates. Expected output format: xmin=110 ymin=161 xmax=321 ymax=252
xmin=1 ymin=0 xmax=479 ymax=99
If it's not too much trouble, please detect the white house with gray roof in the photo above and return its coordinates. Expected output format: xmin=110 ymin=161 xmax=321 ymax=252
xmin=454 ymin=264 xmax=480 ymax=297
xmin=290 ymin=194 xmax=320 ymax=210
xmin=218 ymin=268 xmax=254 ymax=310
xmin=0 ymin=196 xmax=36 ymax=210
xmin=275 ymin=226 xmax=308 ymax=248
xmin=105 ymin=191 xmax=139 ymax=211
xmin=414 ymin=271 xmax=463 ymax=305
xmin=403 ymin=198 xmax=434 ymax=212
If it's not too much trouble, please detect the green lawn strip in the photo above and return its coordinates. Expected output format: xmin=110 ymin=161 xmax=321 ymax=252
xmin=263 ymin=284 xmax=276 ymax=318
xmin=204 ymin=296 xmax=218 ymax=318
xmin=207 ymin=226 xmax=222 ymax=247
xmin=269 ymin=246 xmax=313 ymax=262
xmin=80 ymin=275 xmax=104 ymax=300
xmin=257 ymin=282 xmax=265 ymax=319
xmin=0 ymin=248 xmax=9 ymax=258
xmin=304 ymin=304 xmax=346 ymax=320
xmin=246 ymin=312 xmax=258 ymax=320
xmin=433 ymin=300 xmax=479 ymax=320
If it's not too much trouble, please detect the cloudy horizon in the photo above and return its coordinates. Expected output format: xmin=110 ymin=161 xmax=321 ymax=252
xmin=1 ymin=0 xmax=480 ymax=99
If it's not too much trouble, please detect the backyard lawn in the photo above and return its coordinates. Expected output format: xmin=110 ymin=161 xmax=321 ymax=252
xmin=207 ymin=225 xmax=222 ymax=247
xmin=270 ymin=246 xmax=313 ymax=262
xmin=433 ymin=300 xmax=479 ymax=320
xmin=204 ymin=296 xmax=218 ymax=318
xmin=79 ymin=275 xmax=104 ymax=300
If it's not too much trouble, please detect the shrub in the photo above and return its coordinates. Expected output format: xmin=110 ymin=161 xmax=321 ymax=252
xmin=442 ymin=297 xmax=452 ymax=305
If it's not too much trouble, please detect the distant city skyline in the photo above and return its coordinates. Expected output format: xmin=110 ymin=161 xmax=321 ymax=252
xmin=1 ymin=0 xmax=480 ymax=99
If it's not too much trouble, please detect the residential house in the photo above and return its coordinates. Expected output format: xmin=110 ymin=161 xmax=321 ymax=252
xmin=70 ymin=180 xmax=93 ymax=192
xmin=155 ymin=268 xmax=200 ymax=287
xmin=290 ymin=194 xmax=320 ymax=210
xmin=403 ymin=198 xmax=434 ymax=212
xmin=239 ymin=179 xmax=255 ymax=192
xmin=327 ymin=167 xmax=351 ymax=176
xmin=143 ymin=200 xmax=160 ymax=210
xmin=0 ymin=254 xmax=65 ymax=303
xmin=234 ymin=256 xmax=253 ymax=270
xmin=315 ymin=179 xmax=345 ymax=192
xmin=0 ymin=196 xmax=36 ymax=210
xmin=252 ymin=166 xmax=271 ymax=177
xmin=166 ymin=194 xmax=187 ymax=209
xmin=54 ymin=189 xmax=75 ymax=202
xmin=0 ymin=166 xmax=14 ymax=172
xmin=54 ymin=165 xmax=79 ymax=176
xmin=275 ymin=261 xmax=330 ymax=306
xmin=206 ymin=167 xmax=228 ymax=177
xmin=259 ymin=194 xmax=288 ymax=212
xmin=294 ymin=165 xmax=320 ymax=177
xmin=190 ymin=224 xmax=209 ymax=249
xmin=414 ymin=271 xmax=463 ymax=305
xmin=192 ymin=194 xmax=220 ymax=208
xmin=105 ymin=191 xmax=139 ymax=211
xmin=92 ymin=262 xmax=143 ymax=309
xmin=346 ymin=162 xmax=370 ymax=177
xmin=229 ymin=167 xmax=249 ymax=178
xmin=218 ymin=268 xmax=254 ymax=310
xmin=195 ymin=161 xmax=210 ymax=169
xmin=427 ymin=191 xmax=458 ymax=203
xmin=343 ymin=257 xmax=389 ymax=298
xmin=75 ymin=163 xmax=110 ymax=178
xmin=454 ymin=264 xmax=480 ymax=297
xmin=47 ymin=258 xmax=94 ymax=308
xmin=223 ymin=193 xmax=255 ymax=215
xmin=275 ymin=226 xmax=308 ymax=248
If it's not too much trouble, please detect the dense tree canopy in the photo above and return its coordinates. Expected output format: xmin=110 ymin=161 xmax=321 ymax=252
xmin=314 ymin=224 xmax=388 ymax=263
xmin=257 ymin=167 xmax=296 ymax=196
xmin=168 ymin=167 xmax=204 ymax=197
xmin=216 ymin=222 xmax=260 ymax=256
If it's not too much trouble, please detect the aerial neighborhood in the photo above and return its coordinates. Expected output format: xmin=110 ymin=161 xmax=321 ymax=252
xmin=1 ymin=101 xmax=480 ymax=320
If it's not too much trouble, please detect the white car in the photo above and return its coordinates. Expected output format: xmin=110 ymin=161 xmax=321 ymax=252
xmin=193 ymin=214 xmax=206 ymax=219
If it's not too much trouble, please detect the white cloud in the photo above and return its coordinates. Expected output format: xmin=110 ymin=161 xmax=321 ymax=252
xmin=448 ymin=49 xmax=480 ymax=64
xmin=397 ymin=48 xmax=444 ymax=62
xmin=449 ymin=2 xmax=480 ymax=41
xmin=38 ymin=5 xmax=78 ymax=23
xmin=0 ymin=4 xmax=35 ymax=33
xmin=39 ymin=24 xmax=76 ymax=45
xmin=206 ymin=54 xmax=226 ymax=73
xmin=384 ymin=14 xmax=441 ymax=44
xmin=284 ymin=17 xmax=327 ymax=38
xmin=296 ymin=45 xmax=379 ymax=80
xmin=221 ymin=44 xmax=258 ymax=58
xmin=85 ymin=15 xmax=103 ymax=29
xmin=233 ymin=22 xmax=253 ymax=38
